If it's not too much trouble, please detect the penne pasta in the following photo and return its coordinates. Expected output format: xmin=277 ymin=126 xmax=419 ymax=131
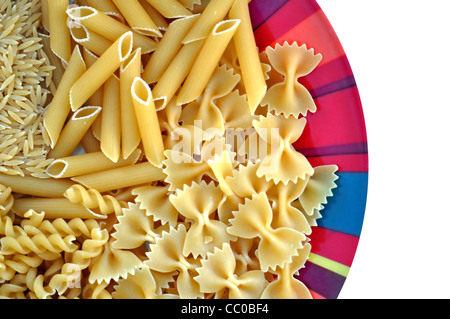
xmin=69 ymin=22 xmax=114 ymax=57
xmin=40 ymin=0 xmax=50 ymax=32
xmin=177 ymin=19 xmax=241 ymax=105
xmin=178 ymin=0 xmax=202 ymax=10
xmin=111 ymin=0 xmax=162 ymax=37
xmin=139 ymin=0 xmax=169 ymax=31
xmin=144 ymin=0 xmax=192 ymax=19
xmin=82 ymin=48 xmax=103 ymax=140
xmin=48 ymin=0 xmax=72 ymax=64
xmin=229 ymin=0 xmax=267 ymax=114
xmin=66 ymin=6 xmax=157 ymax=54
xmin=80 ymin=128 xmax=101 ymax=153
xmin=48 ymin=106 xmax=102 ymax=159
xmin=69 ymin=31 xmax=133 ymax=112
xmin=44 ymin=45 xmax=86 ymax=149
xmin=152 ymin=39 xmax=205 ymax=110
xmin=12 ymin=198 xmax=107 ymax=220
xmin=0 ymin=174 xmax=75 ymax=198
xmin=120 ymin=49 xmax=142 ymax=160
xmin=40 ymin=33 xmax=66 ymax=88
xmin=76 ymin=0 xmax=90 ymax=5
xmin=46 ymin=149 xmax=141 ymax=179
xmin=85 ymin=0 xmax=123 ymax=22
xmin=0 ymin=0 xmax=337 ymax=301
xmin=131 ymin=77 xmax=165 ymax=168
xmin=72 ymin=162 xmax=166 ymax=193
xmin=100 ymin=76 xmax=122 ymax=163
xmin=142 ymin=14 xmax=200 ymax=84
xmin=182 ymin=0 xmax=235 ymax=44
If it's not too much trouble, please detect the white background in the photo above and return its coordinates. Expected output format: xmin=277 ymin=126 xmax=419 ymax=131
xmin=315 ymin=0 xmax=450 ymax=298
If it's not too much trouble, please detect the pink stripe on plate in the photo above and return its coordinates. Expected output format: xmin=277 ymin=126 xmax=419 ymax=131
xmin=308 ymin=227 xmax=360 ymax=267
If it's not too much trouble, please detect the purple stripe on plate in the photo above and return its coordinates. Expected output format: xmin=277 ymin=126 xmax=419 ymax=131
xmin=297 ymin=261 xmax=346 ymax=299
xmin=298 ymin=142 xmax=368 ymax=157
xmin=249 ymin=0 xmax=289 ymax=29
xmin=310 ymin=76 xmax=357 ymax=99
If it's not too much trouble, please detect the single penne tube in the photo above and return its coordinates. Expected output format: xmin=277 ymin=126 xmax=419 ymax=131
xmin=177 ymin=19 xmax=241 ymax=105
xmin=48 ymin=106 xmax=102 ymax=159
xmin=80 ymin=128 xmax=101 ymax=153
xmin=182 ymin=0 xmax=235 ymax=44
xmin=144 ymin=0 xmax=192 ymax=18
xmin=178 ymin=0 xmax=202 ymax=10
xmin=131 ymin=77 xmax=165 ymax=168
xmin=66 ymin=6 xmax=157 ymax=54
xmin=72 ymin=162 xmax=167 ymax=193
xmin=120 ymin=49 xmax=142 ymax=160
xmin=229 ymin=0 xmax=267 ymax=114
xmin=41 ymin=0 xmax=50 ymax=31
xmin=100 ymin=76 xmax=121 ymax=163
xmin=152 ymin=39 xmax=205 ymax=110
xmin=90 ymin=86 xmax=104 ymax=140
xmin=85 ymin=0 xmax=123 ymax=21
xmin=49 ymin=0 xmax=72 ymax=64
xmin=46 ymin=149 xmax=141 ymax=179
xmin=82 ymin=48 xmax=103 ymax=140
xmin=69 ymin=22 xmax=114 ymax=57
xmin=69 ymin=31 xmax=133 ymax=112
xmin=12 ymin=198 xmax=107 ymax=219
xmin=44 ymin=45 xmax=86 ymax=149
xmin=40 ymin=33 xmax=65 ymax=88
xmin=142 ymin=14 xmax=200 ymax=84
xmin=0 ymin=174 xmax=75 ymax=198
xmin=139 ymin=0 xmax=169 ymax=30
xmin=111 ymin=0 xmax=162 ymax=37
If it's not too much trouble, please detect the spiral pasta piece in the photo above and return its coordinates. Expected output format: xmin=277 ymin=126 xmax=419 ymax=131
xmin=0 ymin=280 xmax=27 ymax=299
xmin=64 ymin=184 xmax=126 ymax=216
xmin=24 ymin=268 xmax=56 ymax=299
xmin=0 ymin=184 xmax=14 ymax=216
xmin=49 ymin=228 xmax=109 ymax=295
xmin=0 ymin=184 xmax=17 ymax=241
xmin=20 ymin=210 xmax=102 ymax=239
xmin=0 ymin=233 xmax=78 ymax=256
xmin=0 ymin=253 xmax=44 ymax=282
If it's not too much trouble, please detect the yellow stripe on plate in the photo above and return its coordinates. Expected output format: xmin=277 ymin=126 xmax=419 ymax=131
xmin=308 ymin=253 xmax=350 ymax=277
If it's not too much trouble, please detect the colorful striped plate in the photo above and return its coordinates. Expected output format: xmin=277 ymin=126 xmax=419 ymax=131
xmin=249 ymin=0 xmax=368 ymax=299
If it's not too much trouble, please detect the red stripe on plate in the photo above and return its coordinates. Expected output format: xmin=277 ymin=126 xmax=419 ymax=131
xmin=253 ymin=0 xmax=319 ymax=51
xmin=272 ymin=9 xmax=346 ymax=65
xmin=308 ymin=227 xmax=360 ymax=267
xmin=308 ymin=154 xmax=369 ymax=172
xmin=294 ymin=86 xmax=367 ymax=149
xmin=309 ymin=289 xmax=326 ymax=299
xmin=299 ymin=55 xmax=354 ymax=94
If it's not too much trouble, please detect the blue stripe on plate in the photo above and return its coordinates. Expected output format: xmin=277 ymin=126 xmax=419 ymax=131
xmin=317 ymin=172 xmax=368 ymax=237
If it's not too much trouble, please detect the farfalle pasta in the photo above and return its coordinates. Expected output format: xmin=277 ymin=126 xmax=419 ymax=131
xmin=180 ymin=64 xmax=240 ymax=138
xmin=144 ymin=224 xmax=203 ymax=299
xmin=112 ymin=202 xmax=169 ymax=250
xmin=0 ymin=0 xmax=341 ymax=299
xmin=261 ymin=243 xmax=312 ymax=299
xmin=195 ymin=243 xmax=267 ymax=299
xmin=261 ymin=42 xmax=322 ymax=118
xmin=169 ymin=181 xmax=234 ymax=258
xmin=227 ymin=193 xmax=307 ymax=272
xmin=132 ymin=185 xmax=179 ymax=227
xmin=253 ymin=113 xmax=314 ymax=184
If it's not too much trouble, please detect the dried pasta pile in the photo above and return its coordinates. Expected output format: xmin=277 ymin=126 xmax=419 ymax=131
xmin=0 ymin=0 xmax=54 ymax=178
xmin=0 ymin=0 xmax=338 ymax=299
